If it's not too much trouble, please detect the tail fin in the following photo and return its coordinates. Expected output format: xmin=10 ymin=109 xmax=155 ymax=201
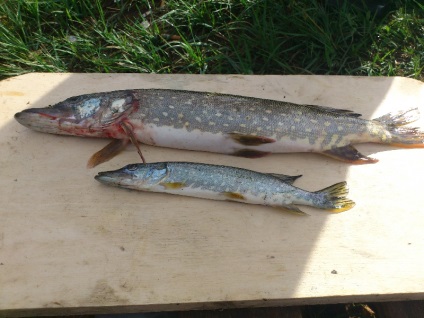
xmin=387 ymin=126 xmax=424 ymax=148
xmin=314 ymin=182 xmax=355 ymax=213
xmin=373 ymin=107 xmax=420 ymax=127
xmin=373 ymin=108 xmax=424 ymax=148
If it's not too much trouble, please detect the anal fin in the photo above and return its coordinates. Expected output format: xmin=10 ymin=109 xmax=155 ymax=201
xmin=323 ymin=145 xmax=378 ymax=164
xmin=87 ymin=139 xmax=129 ymax=168
xmin=275 ymin=205 xmax=309 ymax=216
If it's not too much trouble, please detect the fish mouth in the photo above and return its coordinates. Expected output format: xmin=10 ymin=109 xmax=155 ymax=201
xmin=14 ymin=107 xmax=69 ymax=134
xmin=14 ymin=107 xmax=103 ymax=136
xmin=15 ymin=107 xmax=68 ymax=121
xmin=95 ymin=171 xmax=129 ymax=187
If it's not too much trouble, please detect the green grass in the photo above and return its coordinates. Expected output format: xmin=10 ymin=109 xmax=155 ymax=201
xmin=0 ymin=0 xmax=423 ymax=80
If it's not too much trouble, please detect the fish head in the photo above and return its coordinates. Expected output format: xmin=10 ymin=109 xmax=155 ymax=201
xmin=14 ymin=91 xmax=138 ymax=137
xmin=95 ymin=163 xmax=170 ymax=190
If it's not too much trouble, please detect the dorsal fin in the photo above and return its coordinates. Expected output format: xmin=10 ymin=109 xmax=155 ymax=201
xmin=268 ymin=173 xmax=302 ymax=184
xmin=305 ymin=104 xmax=362 ymax=118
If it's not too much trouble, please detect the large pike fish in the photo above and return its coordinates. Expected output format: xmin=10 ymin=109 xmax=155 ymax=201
xmin=95 ymin=162 xmax=355 ymax=214
xmin=14 ymin=89 xmax=424 ymax=167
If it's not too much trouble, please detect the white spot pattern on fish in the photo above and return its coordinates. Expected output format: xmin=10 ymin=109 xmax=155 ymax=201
xmin=17 ymin=89 xmax=424 ymax=167
xmin=111 ymin=99 xmax=126 ymax=112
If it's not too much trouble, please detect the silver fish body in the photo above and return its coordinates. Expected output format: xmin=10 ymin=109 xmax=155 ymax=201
xmin=95 ymin=162 xmax=355 ymax=214
xmin=15 ymin=89 xmax=424 ymax=166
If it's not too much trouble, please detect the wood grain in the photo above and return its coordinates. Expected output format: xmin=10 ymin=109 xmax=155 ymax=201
xmin=1 ymin=74 xmax=424 ymax=316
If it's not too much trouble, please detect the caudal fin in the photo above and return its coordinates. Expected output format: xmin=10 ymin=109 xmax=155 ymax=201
xmin=314 ymin=182 xmax=355 ymax=213
xmin=373 ymin=107 xmax=420 ymax=127
xmin=385 ymin=126 xmax=424 ymax=148
xmin=373 ymin=108 xmax=424 ymax=148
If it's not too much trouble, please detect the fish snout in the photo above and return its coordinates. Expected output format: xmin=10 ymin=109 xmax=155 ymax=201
xmin=15 ymin=107 xmax=61 ymax=121
xmin=14 ymin=109 xmax=42 ymax=125
xmin=94 ymin=171 xmax=116 ymax=185
xmin=95 ymin=170 xmax=131 ymax=187
xmin=14 ymin=107 xmax=67 ymax=134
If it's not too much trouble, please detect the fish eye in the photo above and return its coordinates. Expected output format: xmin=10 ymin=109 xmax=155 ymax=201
xmin=126 ymin=164 xmax=138 ymax=171
xmin=67 ymin=96 xmax=80 ymax=103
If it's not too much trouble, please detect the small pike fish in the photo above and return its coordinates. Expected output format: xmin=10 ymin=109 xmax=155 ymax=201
xmin=95 ymin=162 xmax=355 ymax=214
xmin=14 ymin=89 xmax=424 ymax=167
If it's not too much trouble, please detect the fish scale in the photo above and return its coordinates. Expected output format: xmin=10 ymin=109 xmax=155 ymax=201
xmin=14 ymin=89 xmax=424 ymax=167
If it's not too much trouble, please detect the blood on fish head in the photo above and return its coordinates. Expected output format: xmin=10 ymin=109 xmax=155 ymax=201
xmin=95 ymin=163 xmax=170 ymax=189
xmin=14 ymin=91 xmax=139 ymax=138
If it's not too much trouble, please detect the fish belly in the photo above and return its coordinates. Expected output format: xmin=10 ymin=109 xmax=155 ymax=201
xmin=133 ymin=123 xmax=321 ymax=154
xmin=149 ymin=183 xmax=271 ymax=206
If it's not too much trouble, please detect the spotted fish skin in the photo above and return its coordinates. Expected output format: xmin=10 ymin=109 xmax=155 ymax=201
xmin=14 ymin=89 xmax=424 ymax=166
xmin=95 ymin=162 xmax=355 ymax=214
xmin=132 ymin=90 xmax=365 ymax=149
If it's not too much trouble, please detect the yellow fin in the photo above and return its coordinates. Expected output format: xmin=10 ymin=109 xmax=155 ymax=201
xmin=326 ymin=199 xmax=356 ymax=213
xmin=222 ymin=192 xmax=246 ymax=200
xmin=275 ymin=205 xmax=309 ymax=216
xmin=159 ymin=182 xmax=185 ymax=190
xmin=315 ymin=181 xmax=356 ymax=213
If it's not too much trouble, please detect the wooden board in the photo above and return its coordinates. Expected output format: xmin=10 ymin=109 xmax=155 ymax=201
xmin=1 ymin=74 xmax=424 ymax=316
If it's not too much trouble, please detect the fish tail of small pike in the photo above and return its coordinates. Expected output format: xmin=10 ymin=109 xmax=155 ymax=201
xmin=313 ymin=182 xmax=355 ymax=213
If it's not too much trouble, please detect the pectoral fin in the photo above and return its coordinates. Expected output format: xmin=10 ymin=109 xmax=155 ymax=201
xmin=87 ymin=139 xmax=129 ymax=168
xmin=323 ymin=145 xmax=378 ymax=164
xmin=159 ymin=182 xmax=186 ymax=190
xmin=222 ymin=192 xmax=246 ymax=200
xmin=228 ymin=133 xmax=276 ymax=146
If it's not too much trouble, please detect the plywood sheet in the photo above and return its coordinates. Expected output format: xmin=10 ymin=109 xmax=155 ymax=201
xmin=1 ymin=74 xmax=424 ymax=316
